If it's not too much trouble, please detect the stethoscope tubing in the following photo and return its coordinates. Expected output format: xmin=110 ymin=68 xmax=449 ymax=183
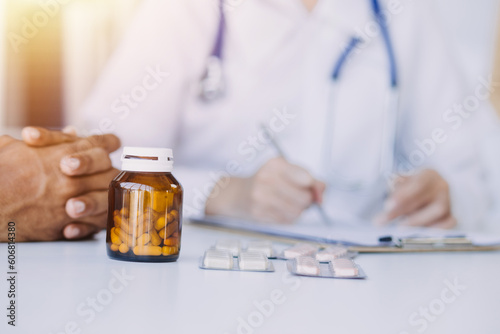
xmin=323 ymin=0 xmax=400 ymax=191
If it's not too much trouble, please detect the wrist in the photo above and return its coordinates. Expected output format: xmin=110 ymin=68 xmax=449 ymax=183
xmin=205 ymin=177 xmax=251 ymax=218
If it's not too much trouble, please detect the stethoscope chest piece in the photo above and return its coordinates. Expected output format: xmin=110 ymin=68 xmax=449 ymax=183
xmin=199 ymin=55 xmax=225 ymax=102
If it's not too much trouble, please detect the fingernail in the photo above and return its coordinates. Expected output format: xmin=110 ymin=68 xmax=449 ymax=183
xmin=64 ymin=226 xmax=81 ymax=239
xmin=63 ymin=125 xmax=78 ymax=135
xmin=69 ymin=200 xmax=86 ymax=215
xmin=25 ymin=128 xmax=40 ymax=140
xmin=61 ymin=157 xmax=80 ymax=171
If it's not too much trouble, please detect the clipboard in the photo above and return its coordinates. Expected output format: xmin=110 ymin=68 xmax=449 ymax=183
xmin=189 ymin=216 xmax=500 ymax=253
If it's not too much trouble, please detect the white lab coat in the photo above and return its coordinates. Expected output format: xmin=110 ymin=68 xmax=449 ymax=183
xmin=82 ymin=0 xmax=490 ymax=230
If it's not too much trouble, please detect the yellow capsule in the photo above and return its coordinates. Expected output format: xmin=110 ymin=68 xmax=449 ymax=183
xmin=136 ymin=219 xmax=153 ymax=236
xmin=164 ymin=237 xmax=179 ymax=247
xmin=136 ymin=233 xmax=151 ymax=246
xmin=116 ymin=227 xmax=134 ymax=246
xmin=171 ymin=210 xmax=179 ymax=220
xmin=153 ymin=191 xmax=174 ymax=212
xmin=119 ymin=243 xmax=129 ymax=254
xmin=128 ymin=192 xmax=141 ymax=225
xmin=133 ymin=246 xmax=162 ymax=256
xmin=121 ymin=220 xmax=131 ymax=234
xmin=120 ymin=207 xmax=129 ymax=217
xmin=152 ymin=191 xmax=167 ymax=212
xmin=159 ymin=223 xmax=178 ymax=239
xmin=167 ymin=213 xmax=175 ymax=224
xmin=155 ymin=217 xmax=167 ymax=230
xmin=150 ymin=229 xmax=162 ymax=246
xmin=115 ymin=216 xmax=131 ymax=234
xmin=113 ymin=214 xmax=122 ymax=227
xmin=162 ymin=246 xmax=178 ymax=256
xmin=167 ymin=223 xmax=178 ymax=237
xmin=142 ymin=210 xmax=154 ymax=222
xmin=110 ymin=228 xmax=121 ymax=245
xmin=110 ymin=243 xmax=119 ymax=252
xmin=143 ymin=191 xmax=152 ymax=208
xmin=151 ymin=210 xmax=161 ymax=221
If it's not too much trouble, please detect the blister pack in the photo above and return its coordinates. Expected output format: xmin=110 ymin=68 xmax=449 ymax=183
xmin=287 ymin=256 xmax=366 ymax=279
xmin=199 ymin=249 xmax=275 ymax=272
xmin=213 ymin=239 xmax=277 ymax=258
xmin=279 ymin=243 xmax=357 ymax=262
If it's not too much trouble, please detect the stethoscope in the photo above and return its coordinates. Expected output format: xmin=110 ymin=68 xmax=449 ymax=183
xmin=199 ymin=0 xmax=400 ymax=194
xmin=198 ymin=0 xmax=226 ymax=102
xmin=323 ymin=0 xmax=399 ymax=192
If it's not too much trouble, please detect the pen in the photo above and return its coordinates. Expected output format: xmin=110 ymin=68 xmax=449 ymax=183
xmin=261 ymin=125 xmax=333 ymax=226
xmin=378 ymin=235 xmax=472 ymax=248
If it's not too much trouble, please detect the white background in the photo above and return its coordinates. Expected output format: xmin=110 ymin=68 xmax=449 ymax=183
xmin=0 ymin=1 xmax=497 ymax=125
xmin=436 ymin=0 xmax=499 ymax=78
xmin=435 ymin=0 xmax=500 ymax=229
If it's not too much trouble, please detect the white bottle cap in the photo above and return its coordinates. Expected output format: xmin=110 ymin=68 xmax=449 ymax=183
xmin=121 ymin=147 xmax=174 ymax=172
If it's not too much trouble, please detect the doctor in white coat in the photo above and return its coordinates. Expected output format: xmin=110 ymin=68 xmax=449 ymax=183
xmin=82 ymin=0 xmax=490 ymax=230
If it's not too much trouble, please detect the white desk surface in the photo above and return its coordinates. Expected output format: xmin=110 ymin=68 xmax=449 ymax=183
xmin=2 ymin=223 xmax=500 ymax=334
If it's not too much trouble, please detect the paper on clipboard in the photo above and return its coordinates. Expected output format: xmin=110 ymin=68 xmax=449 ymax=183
xmin=189 ymin=216 xmax=500 ymax=248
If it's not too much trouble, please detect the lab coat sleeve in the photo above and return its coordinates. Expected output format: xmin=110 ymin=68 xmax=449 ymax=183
xmin=80 ymin=0 xmax=220 ymax=218
xmin=394 ymin=0 xmax=491 ymax=230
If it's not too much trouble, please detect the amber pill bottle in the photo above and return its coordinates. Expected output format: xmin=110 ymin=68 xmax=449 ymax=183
xmin=106 ymin=147 xmax=183 ymax=263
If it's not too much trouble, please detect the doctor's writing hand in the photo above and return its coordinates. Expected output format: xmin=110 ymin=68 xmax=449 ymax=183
xmin=206 ymin=157 xmax=326 ymax=224
xmin=375 ymin=169 xmax=456 ymax=229
xmin=0 ymin=127 xmax=121 ymax=242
